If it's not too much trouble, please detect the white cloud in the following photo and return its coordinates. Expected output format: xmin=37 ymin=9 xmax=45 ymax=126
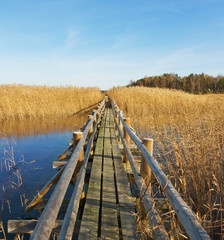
xmin=0 ymin=53 xmax=139 ymax=89
xmin=156 ymin=45 xmax=205 ymax=67
xmin=0 ymin=41 xmax=223 ymax=90
xmin=64 ymin=30 xmax=80 ymax=50
xmin=141 ymin=44 xmax=224 ymax=76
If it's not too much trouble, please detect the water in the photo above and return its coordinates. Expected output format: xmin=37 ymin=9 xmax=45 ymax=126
xmin=0 ymin=116 xmax=86 ymax=239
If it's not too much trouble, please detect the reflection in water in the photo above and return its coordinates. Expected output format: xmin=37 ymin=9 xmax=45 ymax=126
xmin=0 ymin=113 xmax=88 ymax=138
xmin=0 ymin=113 xmax=88 ymax=239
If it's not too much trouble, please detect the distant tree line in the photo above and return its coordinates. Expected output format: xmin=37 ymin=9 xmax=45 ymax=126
xmin=128 ymin=73 xmax=224 ymax=94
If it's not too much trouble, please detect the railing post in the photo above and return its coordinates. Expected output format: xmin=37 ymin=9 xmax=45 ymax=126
xmin=92 ymin=109 xmax=96 ymax=125
xmin=87 ymin=115 xmax=93 ymax=136
xmin=73 ymin=132 xmax=84 ymax=198
xmin=114 ymin=106 xmax=118 ymax=131
xmin=97 ymin=111 xmax=101 ymax=131
xmin=118 ymin=110 xmax=123 ymax=142
xmin=115 ymin=106 xmax=120 ymax=131
xmin=140 ymin=138 xmax=153 ymax=194
xmin=123 ymin=118 xmax=131 ymax=163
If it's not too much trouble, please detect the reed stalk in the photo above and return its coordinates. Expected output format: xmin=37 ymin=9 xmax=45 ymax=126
xmin=0 ymin=85 xmax=104 ymax=121
xmin=108 ymin=86 xmax=224 ymax=239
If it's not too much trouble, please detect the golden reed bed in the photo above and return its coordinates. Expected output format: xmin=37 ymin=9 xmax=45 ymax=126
xmin=108 ymin=87 xmax=224 ymax=238
xmin=0 ymin=84 xmax=104 ymax=121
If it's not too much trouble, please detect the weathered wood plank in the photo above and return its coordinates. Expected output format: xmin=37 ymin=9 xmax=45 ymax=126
xmin=8 ymin=220 xmax=80 ymax=234
xmin=52 ymin=161 xmax=92 ymax=169
xmin=110 ymin=115 xmax=133 ymax=207
xmin=25 ymin=199 xmax=74 ymax=210
xmin=109 ymin=111 xmax=137 ymax=239
xmin=78 ymin=110 xmax=106 ymax=239
xmin=53 ymin=161 xmax=67 ymax=168
xmin=101 ymin=109 xmax=119 ymax=239
xmin=8 ymin=220 xmax=63 ymax=234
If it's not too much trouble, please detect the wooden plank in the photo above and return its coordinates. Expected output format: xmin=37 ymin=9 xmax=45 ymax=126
xmin=8 ymin=220 xmax=63 ymax=234
xmin=53 ymin=161 xmax=67 ymax=168
xmin=101 ymin=109 xmax=119 ymax=239
xmin=109 ymin=110 xmax=137 ymax=239
xmin=78 ymin=110 xmax=106 ymax=239
xmin=109 ymin=112 xmax=133 ymax=207
xmin=25 ymin=199 xmax=73 ymax=210
xmin=8 ymin=220 xmax=80 ymax=234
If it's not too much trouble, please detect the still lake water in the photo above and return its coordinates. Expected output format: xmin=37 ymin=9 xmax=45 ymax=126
xmin=0 ymin=115 xmax=87 ymax=239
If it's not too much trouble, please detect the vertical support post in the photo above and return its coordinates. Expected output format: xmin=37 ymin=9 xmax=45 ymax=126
xmin=118 ymin=110 xmax=123 ymax=142
xmin=87 ymin=115 xmax=95 ymax=156
xmin=96 ymin=111 xmax=101 ymax=131
xmin=87 ymin=115 xmax=93 ymax=136
xmin=114 ymin=106 xmax=118 ymax=131
xmin=123 ymin=118 xmax=131 ymax=163
xmin=73 ymin=132 xmax=84 ymax=198
xmin=140 ymin=138 xmax=153 ymax=194
xmin=92 ymin=110 xmax=96 ymax=128
xmin=92 ymin=109 xmax=96 ymax=118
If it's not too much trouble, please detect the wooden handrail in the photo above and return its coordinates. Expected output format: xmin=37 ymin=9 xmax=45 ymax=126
xmin=30 ymin=99 xmax=106 ymax=240
xmin=112 ymin=107 xmax=169 ymax=240
xmin=111 ymin=100 xmax=211 ymax=240
xmin=58 ymin=106 xmax=104 ymax=240
xmin=25 ymin=106 xmax=106 ymax=212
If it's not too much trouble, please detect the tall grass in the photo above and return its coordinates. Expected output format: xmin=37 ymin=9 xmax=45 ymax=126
xmin=0 ymin=84 xmax=104 ymax=121
xmin=108 ymin=87 xmax=224 ymax=238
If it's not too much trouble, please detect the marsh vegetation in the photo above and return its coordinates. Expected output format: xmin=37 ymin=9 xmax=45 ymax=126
xmin=109 ymin=86 xmax=224 ymax=238
xmin=1 ymin=84 xmax=223 ymax=238
xmin=0 ymin=85 xmax=104 ymax=239
xmin=0 ymin=85 xmax=104 ymax=121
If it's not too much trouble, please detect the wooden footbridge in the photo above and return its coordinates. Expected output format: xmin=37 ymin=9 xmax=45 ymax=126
xmin=8 ymin=98 xmax=211 ymax=240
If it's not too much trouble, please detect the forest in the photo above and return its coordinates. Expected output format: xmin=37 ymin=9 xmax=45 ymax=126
xmin=129 ymin=73 xmax=224 ymax=93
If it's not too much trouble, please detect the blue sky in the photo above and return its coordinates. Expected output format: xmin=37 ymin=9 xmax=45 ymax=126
xmin=0 ymin=0 xmax=224 ymax=89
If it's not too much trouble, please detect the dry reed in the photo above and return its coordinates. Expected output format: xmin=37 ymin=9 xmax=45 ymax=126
xmin=108 ymin=86 xmax=224 ymax=239
xmin=0 ymin=138 xmax=26 ymax=240
xmin=0 ymin=84 xmax=104 ymax=121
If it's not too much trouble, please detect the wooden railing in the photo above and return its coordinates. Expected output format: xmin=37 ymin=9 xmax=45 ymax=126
xmin=111 ymin=100 xmax=211 ymax=240
xmin=29 ymin=99 xmax=106 ymax=240
xmin=8 ymin=98 xmax=212 ymax=239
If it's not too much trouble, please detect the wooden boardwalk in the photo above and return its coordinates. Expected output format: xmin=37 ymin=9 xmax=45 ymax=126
xmin=7 ymin=99 xmax=211 ymax=240
xmin=79 ymin=107 xmax=136 ymax=239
